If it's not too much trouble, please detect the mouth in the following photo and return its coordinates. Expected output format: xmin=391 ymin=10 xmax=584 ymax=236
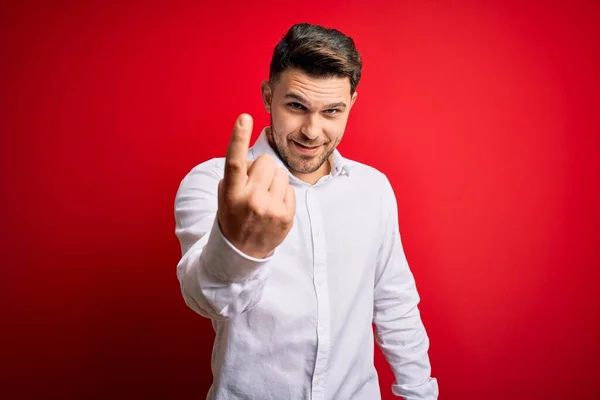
xmin=293 ymin=141 xmax=322 ymax=155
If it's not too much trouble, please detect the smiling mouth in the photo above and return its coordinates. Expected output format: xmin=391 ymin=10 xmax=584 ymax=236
xmin=293 ymin=141 xmax=322 ymax=154
xmin=293 ymin=141 xmax=322 ymax=149
xmin=296 ymin=143 xmax=318 ymax=149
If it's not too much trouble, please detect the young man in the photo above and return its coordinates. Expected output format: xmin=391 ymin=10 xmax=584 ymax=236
xmin=174 ymin=23 xmax=438 ymax=400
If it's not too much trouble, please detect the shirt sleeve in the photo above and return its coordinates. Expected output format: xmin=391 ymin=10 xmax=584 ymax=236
xmin=373 ymin=176 xmax=439 ymax=399
xmin=174 ymin=159 xmax=273 ymax=320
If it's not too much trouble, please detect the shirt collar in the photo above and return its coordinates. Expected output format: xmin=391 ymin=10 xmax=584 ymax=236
xmin=249 ymin=127 xmax=352 ymax=179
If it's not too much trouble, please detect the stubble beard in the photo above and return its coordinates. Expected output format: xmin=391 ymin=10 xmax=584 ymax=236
xmin=267 ymin=122 xmax=337 ymax=175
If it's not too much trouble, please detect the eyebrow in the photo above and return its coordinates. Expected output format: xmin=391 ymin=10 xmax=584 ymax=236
xmin=284 ymin=92 xmax=347 ymax=109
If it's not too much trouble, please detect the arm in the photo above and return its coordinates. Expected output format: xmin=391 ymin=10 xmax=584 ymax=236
xmin=174 ymin=160 xmax=272 ymax=320
xmin=373 ymin=178 xmax=439 ymax=399
xmin=174 ymin=114 xmax=294 ymax=321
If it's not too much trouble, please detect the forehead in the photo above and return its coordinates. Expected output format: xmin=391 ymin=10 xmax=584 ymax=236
xmin=273 ymin=68 xmax=351 ymax=104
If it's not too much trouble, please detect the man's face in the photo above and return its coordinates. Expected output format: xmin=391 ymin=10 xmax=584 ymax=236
xmin=261 ymin=68 xmax=358 ymax=180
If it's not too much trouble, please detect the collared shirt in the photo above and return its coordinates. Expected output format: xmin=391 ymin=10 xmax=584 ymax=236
xmin=174 ymin=128 xmax=439 ymax=399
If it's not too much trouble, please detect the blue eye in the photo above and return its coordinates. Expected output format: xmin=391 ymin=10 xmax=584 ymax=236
xmin=324 ymin=109 xmax=339 ymax=114
xmin=288 ymin=102 xmax=304 ymax=110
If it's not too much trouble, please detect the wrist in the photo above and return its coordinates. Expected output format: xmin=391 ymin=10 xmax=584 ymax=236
xmin=217 ymin=213 xmax=273 ymax=259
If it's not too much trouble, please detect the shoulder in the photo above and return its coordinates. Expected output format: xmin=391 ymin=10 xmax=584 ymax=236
xmin=175 ymin=157 xmax=226 ymax=198
xmin=343 ymin=158 xmax=395 ymax=195
xmin=188 ymin=157 xmax=226 ymax=177
xmin=182 ymin=157 xmax=227 ymax=181
xmin=342 ymin=158 xmax=399 ymax=222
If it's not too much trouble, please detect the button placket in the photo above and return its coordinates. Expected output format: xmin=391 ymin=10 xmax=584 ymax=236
xmin=306 ymin=187 xmax=331 ymax=399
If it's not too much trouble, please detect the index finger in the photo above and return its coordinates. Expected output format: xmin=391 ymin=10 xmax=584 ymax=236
xmin=223 ymin=113 xmax=253 ymax=192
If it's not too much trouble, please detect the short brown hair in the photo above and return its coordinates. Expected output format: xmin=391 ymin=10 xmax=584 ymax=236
xmin=269 ymin=23 xmax=363 ymax=94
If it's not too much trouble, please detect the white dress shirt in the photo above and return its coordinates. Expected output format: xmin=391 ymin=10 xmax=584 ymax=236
xmin=174 ymin=128 xmax=439 ymax=399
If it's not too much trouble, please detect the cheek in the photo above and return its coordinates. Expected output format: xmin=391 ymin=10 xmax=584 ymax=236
xmin=272 ymin=107 xmax=301 ymax=136
xmin=323 ymin=118 xmax=348 ymax=142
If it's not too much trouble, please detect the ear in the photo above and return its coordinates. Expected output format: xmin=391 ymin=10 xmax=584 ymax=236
xmin=261 ymin=80 xmax=272 ymax=113
xmin=349 ymin=91 xmax=358 ymax=110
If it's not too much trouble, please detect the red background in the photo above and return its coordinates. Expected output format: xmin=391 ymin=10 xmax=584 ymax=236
xmin=1 ymin=1 xmax=599 ymax=399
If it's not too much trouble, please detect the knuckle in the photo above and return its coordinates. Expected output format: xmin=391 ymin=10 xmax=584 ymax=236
xmin=274 ymin=169 xmax=289 ymax=186
xmin=257 ymin=154 xmax=276 ymax=168
xmin=260 ymin=153 xmax=275 ymax=163
xmin=274 ymin=206 xmax=293 ymax=224
xmin=247 ymin=193 xmax=267 ymax=216
xmin=283 ymin=210 xmax=294 ymax=225
xmin=226 ymin=159 xmax=244 ymax=172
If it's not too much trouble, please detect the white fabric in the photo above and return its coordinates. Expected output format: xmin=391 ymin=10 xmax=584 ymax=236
xmin=174 ymin=128 xmax=439 ymax=399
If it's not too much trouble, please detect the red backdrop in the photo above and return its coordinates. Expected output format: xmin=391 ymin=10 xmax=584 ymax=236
xmin=2 ymin=1 xmax=599 ymax=399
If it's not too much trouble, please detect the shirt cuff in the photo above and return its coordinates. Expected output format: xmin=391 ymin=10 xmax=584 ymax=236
xmin=201 ymin=218 xmax=274 ymax=283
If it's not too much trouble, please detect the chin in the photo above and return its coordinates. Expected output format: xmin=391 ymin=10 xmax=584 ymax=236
xmin=289 ymin=158 xmax=326 ymax=174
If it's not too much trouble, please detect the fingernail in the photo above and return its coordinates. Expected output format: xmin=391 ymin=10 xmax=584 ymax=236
xmin=238 ymin=113 xmax=251 ymax=128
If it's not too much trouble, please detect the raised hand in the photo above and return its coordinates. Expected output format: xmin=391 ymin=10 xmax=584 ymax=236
xmin=216 ymin=114 xmax=296 ymax=259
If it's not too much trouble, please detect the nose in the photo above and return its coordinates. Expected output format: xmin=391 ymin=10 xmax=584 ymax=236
xmin=300 ymin=114 xmax=321 ymax=140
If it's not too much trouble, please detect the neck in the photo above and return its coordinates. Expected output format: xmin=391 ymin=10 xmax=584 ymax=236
xmin=291 ymin=158 xmax=332 ymax=185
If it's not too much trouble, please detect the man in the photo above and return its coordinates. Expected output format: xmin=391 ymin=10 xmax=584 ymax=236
xmin=174 ymin=23 xmax=438 ymax=399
